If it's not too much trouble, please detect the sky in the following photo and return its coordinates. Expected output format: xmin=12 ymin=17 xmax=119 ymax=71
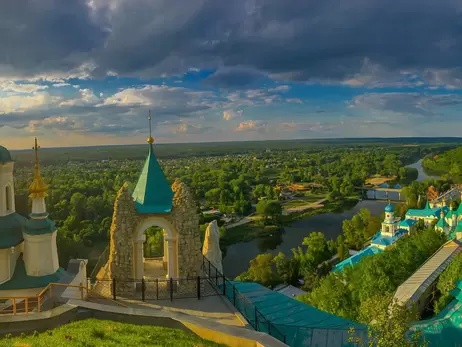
xmin=2 ymin=0 xmax=462 ymax=149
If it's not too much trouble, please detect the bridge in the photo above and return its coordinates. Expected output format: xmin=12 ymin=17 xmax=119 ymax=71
xmin=356 ymin=186 xmax=402 ymax=193
xmin=356 ymin=186 xmax=404 ymax=201
xmin=432 ymin=186 xmax=461 ymax=203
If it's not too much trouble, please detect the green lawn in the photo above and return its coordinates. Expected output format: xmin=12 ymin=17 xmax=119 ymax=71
xmin=282 ymin=195 xmax=325 ymax=209
xmin=0 ymin=319 xmax=225 ymax=347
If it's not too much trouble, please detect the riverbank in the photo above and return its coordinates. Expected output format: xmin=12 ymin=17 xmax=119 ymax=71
xmin=220 ymin=197 xmax=359 ymax=250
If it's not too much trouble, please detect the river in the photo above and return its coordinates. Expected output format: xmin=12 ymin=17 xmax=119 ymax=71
xmin=406 ymin=159 xmax=440 ymax=182
xmin=222 ymin=158 xmax=438 ymax=277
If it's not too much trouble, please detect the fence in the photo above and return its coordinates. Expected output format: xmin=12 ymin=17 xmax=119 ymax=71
xmin=202 ymin=256 xmax=287 ymax=344
xmin=0 ymin=282 xmax=87 ymax=315
xmin=89 ymin=276 xmax=221 ymax=302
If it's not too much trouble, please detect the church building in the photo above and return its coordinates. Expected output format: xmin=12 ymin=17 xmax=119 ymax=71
xmin=0 ymin=140 xmax=65 ymax=294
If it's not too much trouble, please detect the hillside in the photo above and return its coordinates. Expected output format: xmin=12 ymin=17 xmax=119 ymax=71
xmin=0 ymin=319 xmax=224 ymax=347
xmin=422 ymin=147 xmax=462 ymax=182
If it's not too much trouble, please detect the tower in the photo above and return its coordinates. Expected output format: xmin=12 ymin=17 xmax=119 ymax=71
xmin=23 ymin=138 xmax=59 ymax=276
xmin=382 ymin=203 xmax=399 ymax=236
xmin=0 ymin=146 xmax=15 ymax=216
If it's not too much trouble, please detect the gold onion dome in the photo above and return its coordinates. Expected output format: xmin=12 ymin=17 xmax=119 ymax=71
xmin=147 ymin=136 xmax=154 ymax=144
xmin=29 ymin=137 xmax=48 ymax=198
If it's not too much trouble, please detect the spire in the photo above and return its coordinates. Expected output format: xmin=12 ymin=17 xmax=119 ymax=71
xmin=29 ymin=138 xmax=48 ymax=199
xmin=147 ymin=109 xmax=154 ymax=144
xmin=132 ymin=111 xmax=173 ymax=214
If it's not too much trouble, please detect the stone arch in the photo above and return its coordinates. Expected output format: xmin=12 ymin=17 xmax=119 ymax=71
xmin=98 ymin=180 xmax=202 ymax=296
xmin=133 ymin=215 xmax=179 ymax=280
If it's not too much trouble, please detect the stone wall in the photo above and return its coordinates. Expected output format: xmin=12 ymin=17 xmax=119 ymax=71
xmin=102 ymin=183 xmax=140 ymax=296
xmin=169 ymin=179 xmax=202 ymax=278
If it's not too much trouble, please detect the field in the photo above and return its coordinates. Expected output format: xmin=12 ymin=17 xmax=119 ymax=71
xmin=0 ymin=319 xmax=224 ymax=347
xmin=365 ymin=175 xmax=396 ymax=186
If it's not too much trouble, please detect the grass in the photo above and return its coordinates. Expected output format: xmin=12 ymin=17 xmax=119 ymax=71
xmin=281 ymin=195 xmax=326 ymax=209
xmin=0 ymin=319 xmax=225 ymax=347
xmin=220 ymin=223 xmax=280 ymax=248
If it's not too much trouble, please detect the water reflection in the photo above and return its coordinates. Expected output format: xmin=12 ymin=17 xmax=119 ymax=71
xmin=223 ymin=200 xmax=388 ymax=277
xmin=222 ymin=158 xmax=440 ymax=277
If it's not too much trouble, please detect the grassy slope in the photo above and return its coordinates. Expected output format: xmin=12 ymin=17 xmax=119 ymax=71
xmin=0 ymin=319 xmax=225 ymax=347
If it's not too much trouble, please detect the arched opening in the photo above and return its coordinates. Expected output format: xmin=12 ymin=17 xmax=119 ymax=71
xmin=134 ymin=217 xmax=178 ymax=280
xmin=143 ymin=226 xmax=167 ymax=278
xmin=5 ymin=185 xmax=11 ymax=212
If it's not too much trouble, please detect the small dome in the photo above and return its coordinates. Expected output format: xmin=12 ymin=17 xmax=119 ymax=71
xmin=0 ymin=146 xmax=12 ymax=163
xmin=385 ymin=204 xmax=394 ymax=213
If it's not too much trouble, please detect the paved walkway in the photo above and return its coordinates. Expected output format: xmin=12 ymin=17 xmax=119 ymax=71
xmin=119 ymin=295 xmax=244 ymax=327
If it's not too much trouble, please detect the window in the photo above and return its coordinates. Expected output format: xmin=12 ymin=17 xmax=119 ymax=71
xmin=5 ymin=186 xmax=11 ymax=211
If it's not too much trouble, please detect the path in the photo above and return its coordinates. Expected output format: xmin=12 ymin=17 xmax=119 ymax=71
xmin=225 ymin=213 xmax=255 ymax=230
xmin=119 ymin=295 xmax=245 ymax=327
xmin=282 ymin=198 xmax=327 ymax=215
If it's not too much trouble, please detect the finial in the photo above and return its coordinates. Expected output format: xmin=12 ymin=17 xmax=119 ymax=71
xmin=29 ymin=137 xmax=48 ymax=198
xmin=147 ymin=109 xmax=154 ymax=144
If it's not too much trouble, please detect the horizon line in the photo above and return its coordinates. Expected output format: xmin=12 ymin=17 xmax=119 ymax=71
xmin=6 ymin=135 xmax=462 ymax=151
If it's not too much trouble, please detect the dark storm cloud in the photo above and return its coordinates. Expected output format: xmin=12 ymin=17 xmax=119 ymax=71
xmin=0 ymin=0 xmax=108 ymax=77
xmin=202 ymin=67 xmax=267 ymax=89
xmin=3 ymin=0 xmax=462 ymax=85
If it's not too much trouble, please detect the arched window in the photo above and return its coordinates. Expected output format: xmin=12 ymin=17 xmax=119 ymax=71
xmin=5 ymin=186 xmax=11 ymax=211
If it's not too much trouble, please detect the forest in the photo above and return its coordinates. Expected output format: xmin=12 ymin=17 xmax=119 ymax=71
xmin=9 ymin=139 xmax=461 ymax=272
xmin=422 ymin=146 xmax=462 ymax=182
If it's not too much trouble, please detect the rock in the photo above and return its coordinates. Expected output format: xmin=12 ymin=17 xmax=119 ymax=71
xmin=202 ymin=220 xmax=223 ymax=274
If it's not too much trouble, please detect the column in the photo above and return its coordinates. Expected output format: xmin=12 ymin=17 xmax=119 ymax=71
xmin=166 ymin=238 xmax=175 ymax=278
xmin=163 ymin=230 xmax=168 ymax=270
xmin=134 ymin=235 xmax=145 ymax=280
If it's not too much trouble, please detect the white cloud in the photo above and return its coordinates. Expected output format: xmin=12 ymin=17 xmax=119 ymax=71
xmin=60 ymin=89 xmax=99 ymax=107
xmin=172 ymin=121 xmax=211 ymax=134
xmin=52 ymin=83 xmax=71 ymax=87
xmin=223 ymin=110 xmax=243 ymax=120
xmin=0 ymin=92 xmax=59 ymax=114
xmin=27 ymin=116 xmax=82 ymax=132
xmin=0 ymin=81 xmax=49 ymax=93
xmin=235 ymin=120 xmax=267 ymax=132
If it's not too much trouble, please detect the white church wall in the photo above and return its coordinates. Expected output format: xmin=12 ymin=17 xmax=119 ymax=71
xmin=0 ymin=249 xmax=10 ymax=284
xmin=23 ymin=231 xmax=59 ymax=277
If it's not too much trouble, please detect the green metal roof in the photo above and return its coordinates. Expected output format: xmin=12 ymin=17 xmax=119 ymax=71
xmin=132 ymin=144 xmax=173 ymax=214
xmin=0 ymin=213 xmax=26 ymax=248
xmin=0 ymin=255 xmax=66 ymax=290
xmin=0 ymin=145 xmax=12 ymax=163
xmin=24 ymin=217 xmax=56 ymax=235
xmin=410 ymin=280 xmax=462 ymax=346
xmin=227 ymin=281 xmax=367 ymax=346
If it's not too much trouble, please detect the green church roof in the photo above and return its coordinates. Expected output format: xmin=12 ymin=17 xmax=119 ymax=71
xmin=0 ymin=145 xmax=12 ymax=163
xmin=132 ymin=144 xmax=173 ymax=214
xmin=0 ymin=255 xmax=66 ymax=290
xmin=0 ymin=213 xmax=26 ymax=248
xmin=24 ymin=217 xmax=57 ymax=235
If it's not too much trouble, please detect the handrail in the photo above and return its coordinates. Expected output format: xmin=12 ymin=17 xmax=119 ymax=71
xmin=0 ymin=282 xmax=90 ymax=315
xmin=202 ymin=255 xmax=287 ymax=344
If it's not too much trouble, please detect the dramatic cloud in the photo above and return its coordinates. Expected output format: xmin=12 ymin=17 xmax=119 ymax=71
xmin=349 ymin=92 xmax=462 ymax=118
xmin=1 ymin=0 xmax=462 ymax=86
xmin=3 ymin=0 xmax=462 ymax=147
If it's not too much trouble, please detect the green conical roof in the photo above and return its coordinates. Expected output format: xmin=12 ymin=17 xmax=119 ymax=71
xmin=132 ymin=144 xmax=173 ymax=214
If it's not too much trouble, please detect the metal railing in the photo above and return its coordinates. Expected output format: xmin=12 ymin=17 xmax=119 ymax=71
xmin=0 ymin=282 xmax=88 ymax=315
xmin=89 ymin=244 xmax=110 ymax=279
xmin=202 ymin=255 xmax=287 ymax=344
xmin=89 ymin=276 xmax=220 ymax=302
